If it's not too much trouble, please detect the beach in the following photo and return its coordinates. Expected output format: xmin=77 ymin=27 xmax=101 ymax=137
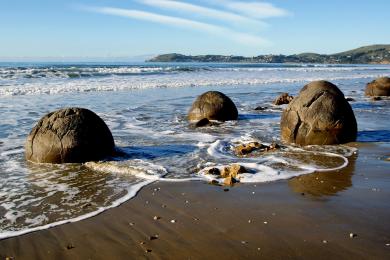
xmin=1 ymin=142 xmax=389 ymax=259
xmin=0 ymin=62 xmax=390 ymax=259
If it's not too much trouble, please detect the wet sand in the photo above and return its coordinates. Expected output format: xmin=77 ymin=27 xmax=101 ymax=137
xmin=1 ymin=143 xmax=389 ymax=259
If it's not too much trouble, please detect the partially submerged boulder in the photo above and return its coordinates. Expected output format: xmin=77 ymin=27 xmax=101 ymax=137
xmin=280 ymin=81 xmax=357 ymax=145
xmin=365 ymin=77 xmax=390 ymax=96
xmin=25 ymin=107 xmax=115 ymax=163
xmin=274 ymin=93 xmax=294 ymax=105
xmin=188 ymin=91 xmax=238 ymax=121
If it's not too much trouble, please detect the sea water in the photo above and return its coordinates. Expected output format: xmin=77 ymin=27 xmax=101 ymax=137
xmin=0 ymin=62 xmax=389 ymax=239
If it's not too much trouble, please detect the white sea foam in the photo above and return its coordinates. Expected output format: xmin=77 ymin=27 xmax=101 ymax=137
xmin=0 ymin=178 xmax=154 ymax=240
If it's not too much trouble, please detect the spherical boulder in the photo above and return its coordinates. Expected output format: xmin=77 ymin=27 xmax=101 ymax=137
xmin=280 ymin=81 xmax=357 ymax=145
xmin=365 ymin=77 xmax=390 ymax=96
xmin=25 ymin=108 xmax=115 ymax=163
xmin=188 ymin=91 xmax=238 ymax=121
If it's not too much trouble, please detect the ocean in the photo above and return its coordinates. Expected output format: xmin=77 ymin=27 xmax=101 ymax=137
xmin=0 ymin=62 xmax=389 ymax=239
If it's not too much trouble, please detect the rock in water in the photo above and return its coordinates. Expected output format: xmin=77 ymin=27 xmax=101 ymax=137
xmin=188 ymin=91 xmax=238 ymax=121
xmin=365 ymin=77 xmax=390 ymax=96
xmin=273 ymin=93 xmax=294 ymax=105
xmin=280 ymin=81 xmax=357 ymax=145
xmin=25 ymin=107 xmax=115 ymax=163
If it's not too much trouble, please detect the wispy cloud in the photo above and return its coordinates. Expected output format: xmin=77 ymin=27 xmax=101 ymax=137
xmin=205 ymin=0 xmax=290 ymax=19
xmin=83 ymin=6 xmax=269 ymax=46
xmin=137 ymin=0 xmax=267 ymax=28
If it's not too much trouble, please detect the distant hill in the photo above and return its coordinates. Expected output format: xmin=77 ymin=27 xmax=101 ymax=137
xmin=147 ymin=45 xmax=390 ymax=64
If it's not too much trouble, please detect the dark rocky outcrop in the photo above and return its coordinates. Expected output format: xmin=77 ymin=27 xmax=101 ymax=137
xmin=273 ymin=93 xmax=294 ymax=105
xmin=25 ymin=107 xmax=115 ymax=163
xmin=365 ymin=77 xmax=390 ymax=96
xmin=188 ymin=91 xmax=238 ymax=121
xmin=280 ymin=81 xmax=357 ymax=145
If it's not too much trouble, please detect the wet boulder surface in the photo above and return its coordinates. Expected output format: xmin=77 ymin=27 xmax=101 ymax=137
xmin=25 ymin=107 xmax=115 ymax=163
xmin=280 ymin=81 xmax=357 ymax=145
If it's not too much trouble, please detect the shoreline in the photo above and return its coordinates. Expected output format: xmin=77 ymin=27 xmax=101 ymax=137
xmin=1 ymin=142 xmax=389 ymax=259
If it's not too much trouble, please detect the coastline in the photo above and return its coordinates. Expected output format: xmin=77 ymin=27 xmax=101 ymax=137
xmin=1 ymin=142 xmax=389 ymax=259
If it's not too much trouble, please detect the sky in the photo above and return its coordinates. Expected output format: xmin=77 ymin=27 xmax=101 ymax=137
xmin=0 ymin=0 xmax=389 ymax=60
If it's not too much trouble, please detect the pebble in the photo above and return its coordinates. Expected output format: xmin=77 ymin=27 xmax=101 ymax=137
xmin=263 ymin=221 xmax=268 ymax=224
xmin=140 ymin=241 xmax=146 ymax=245
xmin=161 ymin=204 xmax=167 ymax=208
xmin=149 ymin=235 xmax=159 ymax=240
xmin=66 ymin=243 xmax=75 ymax=250
xmin=185 ymin=200 xmax=189 ymax=204
xmin=322 ymin=240 xmax=328 ymax=244
xmin=129 ymin=222 xmax=135 ymax=226
xmin=252 ymin=191 xmax=255 ymax=195
xmin=257 ymin=248 xmax=261 ymax=251
xmin=193 ymin=218 xmax=199 ymax=221
xmin=386 ymin=243 xmax=390 ymax=246
xmin=241 ymin=241 xmax=247 ymax=244
xmin=248 ymin=220 xmax=252 ymax=223
xmin=223 ymin=188 xmax=229 ymax=192
xmin=349 ymin=233 xmax=357 ymax=238
xmin=170 ymin=219 xmax=176 ymax=223
xmin=153 ymin=216 xmax=160 ymax=220
xmin=145 ymin=249 xmax=152 ymax=253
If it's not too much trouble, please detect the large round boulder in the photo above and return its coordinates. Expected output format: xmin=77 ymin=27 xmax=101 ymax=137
xmin=25 ymin=108 xmax=115 ymax=163
xmin=188 ymin=91 xmax=238 ymax=121
xmin=280 ymin=81 xmax=357 ymax=145
xmin=365 ymin=77 xmax=390 ymax=96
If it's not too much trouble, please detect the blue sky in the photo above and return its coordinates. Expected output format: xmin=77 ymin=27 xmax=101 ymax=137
xmin=0 ymin=0 xmax=389 ymax=59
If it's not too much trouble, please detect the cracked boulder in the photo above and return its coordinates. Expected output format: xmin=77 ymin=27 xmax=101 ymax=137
xmin=280 ymin=81 xmax=357 ymax=145
xmin=188 ymin=91 xmax=238 ymax=121
xmin=25 ymin=108 xmax=115 ymax=163
xmin=365 ymin=77 xmax=390 ymax=96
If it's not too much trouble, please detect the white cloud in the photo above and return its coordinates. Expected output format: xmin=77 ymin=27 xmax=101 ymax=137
xmin=206 ymin=0 xmax=290 ymax=19
xmin=83 ymin=6 xmax=269 ymax=46
xmin=137 ymin=0 xmax=267 ymax=28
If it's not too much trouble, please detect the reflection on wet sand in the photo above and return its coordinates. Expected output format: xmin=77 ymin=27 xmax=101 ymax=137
xmin=288 ymin=153 xmax=357 ymax=197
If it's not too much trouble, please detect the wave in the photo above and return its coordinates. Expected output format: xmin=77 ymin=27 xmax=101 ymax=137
xmin=0 ymin=73 xmax=386 ymax=96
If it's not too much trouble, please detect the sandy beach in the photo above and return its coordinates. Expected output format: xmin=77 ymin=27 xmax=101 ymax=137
xmin=1 ymin=142 xmax=389 ymax=259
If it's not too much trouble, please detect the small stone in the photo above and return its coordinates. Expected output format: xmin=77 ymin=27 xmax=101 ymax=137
xmin=161 ymin=204 xmax=167 ymax=208
xmin=209 ymin=179 xmax=220 ymax=185
xmin=254 ymin=106 xmax=268 ymax=111
xmin=194 ymin=218 xmax=199 ymax=221
xmin=257 ymin=247 xmax=261 ymax=251
xmin=248 ymin=220 xmax=252 ymax=223
xmin=241 ymin=241 xmax=247 ymax=244
xmin=252 ymin=191 xmax=255 ymax=194
xmin=263 ymin=221 xmax=268 ymax=224
xmin=322 ymin=240 xmax=328 ymax=244
xmin=170 ymin=219 xmax=176 ymax=223
xmin=66 ymin=243 xmax=75 ymax=250
xmin=153 ymin=216 xmax=160 ymax=220
xmin=371 ymin=96 xmax=382 ymax=101
xmin=140 ymin=241 xmax=146 ymax=245
xmin=149 ymin=235 xmax=159 ymax=240
xmin=223 ymin=188 xmax=229 ymax=192
xmin=386 ymin=243 xmax=390 ymax=246
xmin=274 ymin=93 xmax=294 ymax=105
xmin=5 ymin=257 xmax=14 ymax=260
xmin=185 ymin=200 xmax=189 ymax=204
xmin=145 ymin=249 xmax=152 ymax=253
xmin=129 ymin=222 xmax=135 ymax=226
xmin=349 ymin=233 xmax=357 ymax=238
